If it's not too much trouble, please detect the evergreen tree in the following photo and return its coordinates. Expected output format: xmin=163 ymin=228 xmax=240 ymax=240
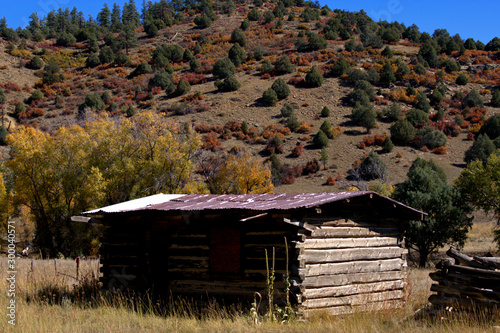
xmin=305 ymin=66 xmax=323 ymax=88
xmin=392 ymin=158 xmax=473 ymax=267
xmin=464 ymin=133 xmax=496 ymax=165
xmin=379 ymin=61 xmax=395 ymax=87
xmin=119 ymin=23 xmax=139 ymax=54
xmin=97 ymin=3 xmax=112 ymax=29
xmin=111 ymin=3 xmax=122 ymax=31
xmin=122 ymin=0 xmax=141 ymax=28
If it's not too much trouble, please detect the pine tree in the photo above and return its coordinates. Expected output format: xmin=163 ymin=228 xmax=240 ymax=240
xmin=97 ymin=3 xmax=112 ymax=29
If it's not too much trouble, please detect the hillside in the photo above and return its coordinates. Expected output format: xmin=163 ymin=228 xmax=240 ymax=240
xmin=0 ymin=1 xmax=499 ymax=196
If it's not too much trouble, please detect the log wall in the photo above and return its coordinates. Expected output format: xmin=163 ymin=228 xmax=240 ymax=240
xmin=429 ymin=247 xmax=500 ymax=312
xmin=296 ymin=219 xmax=407 ymax=316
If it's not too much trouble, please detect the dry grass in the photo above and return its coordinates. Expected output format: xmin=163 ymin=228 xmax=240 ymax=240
xmin=0 ymin=258 xmax=498 ymax=332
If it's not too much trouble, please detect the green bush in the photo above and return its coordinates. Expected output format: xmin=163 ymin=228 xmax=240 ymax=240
xmin=99 ymin=46 xmax=115 ymax=63
xmin=429 ymin=88 xmax=444 ymax=106
xmin=240 ymin=19 xmax=250 ymax=31
xmin=390 ymin=119 xmax=417 ymax=145
xmin=440 ymin=58 xmax=460 ymax=73
xmin=414 ymin=63 xmax=427 ymax=75
xmin=418 ymin=127 xmax=447 ymax=149
xmin=347 ymin=89 xmax=371 ymax=107
xmin=101 ymin=91 xmax=111 ymax=104
xmin=313 ymin=130 xmax=329 ymax=148
xmin=320 ymin=106 xmax=330 ymax=117
xmin=194 ymin=15 xmax=212 ymax=28
xmin=382 ymin=136 xmax=394 ymax=153
xmin=330 ymin=56 xmax=350 ymax=77
xmin=175 ymin=79 xmax=191 ymax=96
xmin=0 ymin=88 xmax=5 ymax=104
xmin=28 ymin=56 xmax=44 ymax=69
xmin=463 ymin=89 xmax=483 ymax=108
xmin=381 ymin=46 xmax=393 ymax=58
xmin=144 ymin=21 xmax=158 ymax=37
xmin=0 ymin=126 xmax=8 ymax=146
xmin=149 ymin=70 xmax=175 ymax=93
xmin=480 ymin=114 xmax=500 ymax=140
xmin=56 ymin=32 xmax=76 ymax=46
xmin=115 ymin=52 xmax=130 ymax=66
xmin=271 ymin=78 xmax=290 ymax=100
xmin=274 ymin=55 xmax=295 ymax=74
xmin=130 ymin=61 xmax=152 ymax=77
xmin=305 ymin=66 xmax=323 ymax=88
xmin=14 ymin=101 xmax=25 ymax=115
xmin=247 ymin=8 xmax=262 ymax=21
xmin=228 ymin=43 xmax=246 ymax=66
xmin=27 ymin=90 xmax=43 ymax=104
xmin=260 ymin=59 xmax=273 ymax=73
xmin=491 ymin=89 xmax=500 ymax=107
xmin=464 ymin=133 xmax=495 ymax=165
xmin=354 ymin=80 xmax=375 ymax=100
xmin=262 ymin=88 xmax=278 ymax=106
xmin=84 ymin=93 xmax=105 ymax=111
xmin=383 ymin=103 xmax=402 ymax=121
xmin=231 ymin=28 xmax=247 ymax=47
xmin=406 ymin=109 xmax=430 ymax=127
xmin=415 ymin=92 xmax=431 ymax=112
xmin=358 ymin=151 xmax=387 ymax=180
xmin=215 ymin=75 xmax=241 ymax=92
xmin=212 ymin=58 xmax=236 ymax=79
xmin=320 ymin=120 xmax=333 ymax=139
xmin=126 ymin=105 xmax=136 ymax=117
xmin=456 ymin=73 xmax=468 ymax=85
xmin=263 ymin=11 xmax=275 ymax=24
xmin=379 ymin=62 xmax=396 ymax=87
xmin=396 ymin=62 xmax=409 ymax=80
xmin=351 ymin=104 xmax=376 ymax=132
xmin=307 ymin=33 xmax=327 ymax=50
xmin=281 ymin=103 xmax=294 ymax=118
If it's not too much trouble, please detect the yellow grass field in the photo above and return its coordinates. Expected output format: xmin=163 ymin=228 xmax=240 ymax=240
xmin=0 ymin=256 xmax=499 ymax=333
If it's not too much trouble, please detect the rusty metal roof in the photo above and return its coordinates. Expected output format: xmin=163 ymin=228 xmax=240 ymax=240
xmin=84 ymin=191 xmax=424 ymax=215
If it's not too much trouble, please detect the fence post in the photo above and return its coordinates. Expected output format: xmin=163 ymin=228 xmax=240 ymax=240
xmin=54 ymin=259 xmax=57 ymax=277
xmin=76 ymin=257 xmax=80 ymax=280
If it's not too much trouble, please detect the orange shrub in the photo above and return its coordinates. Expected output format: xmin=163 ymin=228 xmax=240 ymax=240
xmin=297 ymin=123 xmax=311 ymax=134
xmin=202 ymin=132 xmax=222 ymax=151
xmin=432 ymin=146 xmax=447 ymax=155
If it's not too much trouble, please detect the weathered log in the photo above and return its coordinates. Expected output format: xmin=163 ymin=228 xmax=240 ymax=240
xmin=446 ymin=247 xmax=490 ymax=269
xmin=300 ymin=271 xmax=404 ymax=288
xmin=296 ymin=237 xmax=399 ymax=249
xmin=446 ymin=264 xmax=500 ymax=279
xmin=299 ymin=258 xmax=403 ymax=278
xmin=303 ymin=279 xmax=405 ymax=300
xmin=300 ymin=300 xmax=402 ymax=317
xmin=300 ymin=246 xmax=406 ymax=264
xmin=473 ymin=256 xmax=500 ymax=270
xmin=430 ymin=283 xmax=500 ymax=302
xmin=301 ymin=289 xmax=404 ymax=309
xmin=309 ymin=227 xmax=400 ymax=238
xmin=304 ymin=218 xmax=398 ymax=228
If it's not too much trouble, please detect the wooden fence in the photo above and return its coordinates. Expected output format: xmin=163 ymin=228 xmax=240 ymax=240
xmin=429 ymin=247 xmax=500 ymax=312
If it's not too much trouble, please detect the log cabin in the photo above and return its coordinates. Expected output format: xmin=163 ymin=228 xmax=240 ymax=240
xmin=79 ymin=191 xmax=424 ymax=316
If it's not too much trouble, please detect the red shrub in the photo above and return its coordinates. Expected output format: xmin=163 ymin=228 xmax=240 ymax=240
xmin=325 ymin=176 xmax=336 ymax=186
xmin=291 ymin=143 xmax=304 ymax=157
xmin=466 ymin=132 xmax=475 ymax=141
xmin=303 ymin=160 xmax=320 ymax=175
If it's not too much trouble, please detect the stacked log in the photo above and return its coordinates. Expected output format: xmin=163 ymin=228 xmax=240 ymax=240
xmin=429 ymin=247 xmax=500 ymax=312
xmin=296 ymin=220 xmax=408 ymax=317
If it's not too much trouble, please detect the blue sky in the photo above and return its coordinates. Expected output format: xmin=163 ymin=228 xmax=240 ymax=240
xmin=2 ymin=0 xmax=498 ymax=43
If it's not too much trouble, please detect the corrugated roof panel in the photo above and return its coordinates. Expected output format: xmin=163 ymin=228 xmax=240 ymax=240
xmin=83 ymin=194 xmax=186 ymax=214
xmin=83 ymin=191 xmax=424 ymax=216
